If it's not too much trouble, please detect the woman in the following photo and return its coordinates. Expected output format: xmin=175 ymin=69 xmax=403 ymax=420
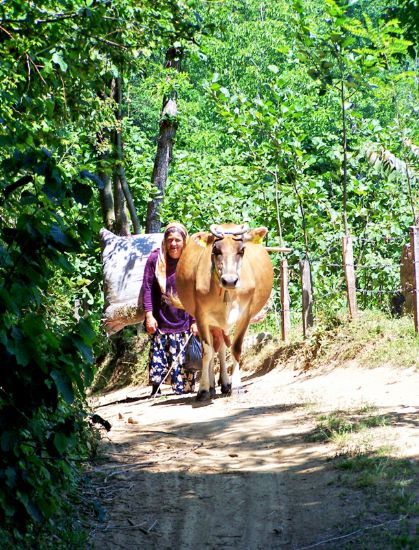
xmin=142 ymin=222 xmax=198 ymax=396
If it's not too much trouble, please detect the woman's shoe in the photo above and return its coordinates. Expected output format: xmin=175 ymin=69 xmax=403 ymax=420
xmin=150 ymin=384 xmax=161 ymax=397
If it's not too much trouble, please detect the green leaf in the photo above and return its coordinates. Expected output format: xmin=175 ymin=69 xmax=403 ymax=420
xmin=50 ymin=370 xmax=74 ymax=404
xmin=74 ymin=338 xmax=93 ymax=363
xmin=22 ymin=313 xmax=44 ymax=337
xmin=73 ymin=182 xmax=93 ymax=205
xmin=5 ymin=467 xmax=16 ymax=488
xmin=1 ymin=432 xmax=16 ymax=453
xmin=9 ymin=327 xmax=32 ymax=366
xmin=51 ymin=52 xmax=68 ymax=72
xmin=24 ymin=500 xmax=43 ymax=523
xmin=78 ymin=318 xmax=96 ymax=345
xmin=50 ymin=224 xmax=73 ymax=247
xmin=53 ymin=432 xmax=69 ymax=455
xmin=219 ymin=87 xmax=230 ymax=97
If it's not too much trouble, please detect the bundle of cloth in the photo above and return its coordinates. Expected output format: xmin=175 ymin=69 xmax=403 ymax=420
xmin=100 ymin=228 xmax=163 ymax=335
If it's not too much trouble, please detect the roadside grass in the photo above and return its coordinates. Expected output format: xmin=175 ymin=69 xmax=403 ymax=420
xmin=337 ymin=450 xmax=418 ymax=513
xmin=308 ymin=407 xmax=417 ymax=512
xmin=337 ymin=451 xmax=419 ymax=549
xmin=91 ymin=329 xmax=150 ymax=394
xmin=92 ymin=308 xmax=418 ymax=393
xmin=307 ymin=309 xmax=419 ymax=369
xmin=308 ymin=406 xmax=419 ymax=549
xmin=246 ymin=309 xmax=418 ymax=376
xmin=307 ymin=406 xmax=389 ymax=445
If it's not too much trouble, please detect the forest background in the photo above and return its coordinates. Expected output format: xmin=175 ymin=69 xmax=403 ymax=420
xmin=0 ymin=0 xmax=418 ymax=546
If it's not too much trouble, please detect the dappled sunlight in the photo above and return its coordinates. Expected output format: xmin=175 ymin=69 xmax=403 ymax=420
xmin=90 ymin=359 xmax=419 ymax=549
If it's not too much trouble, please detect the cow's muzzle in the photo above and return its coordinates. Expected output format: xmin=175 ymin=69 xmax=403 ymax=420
xmin=221 ymin=274 xmax=239 ymax=288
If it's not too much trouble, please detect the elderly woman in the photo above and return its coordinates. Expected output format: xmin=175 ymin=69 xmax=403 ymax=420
xmin=142 ymin=222 xmax=198 ymax=396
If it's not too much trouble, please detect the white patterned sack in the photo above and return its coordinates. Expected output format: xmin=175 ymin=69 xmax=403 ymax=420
xmin=100 ymin=229 xmax=163 ymax=335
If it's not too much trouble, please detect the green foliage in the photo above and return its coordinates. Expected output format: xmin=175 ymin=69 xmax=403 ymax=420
xmin=385 ymin=0 xmax=419 ymax=56
xmin=308 ymin=410 xmax=389 ymax=442
xmin=1 ymin=0 xmax=418 ymax=542
xmin=0 ymin=148 xmax=98 ymax=540
xmin=338 ymin=451 xmax=418 ymax=514
xmin=0 ymin=0 xmax=201 ymax=544
xmin=160 ymin=0 xmax=417 ymax=310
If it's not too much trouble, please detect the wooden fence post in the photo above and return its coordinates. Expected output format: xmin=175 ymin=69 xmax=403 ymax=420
xmin=410 ymin=226 xmax=419 ymax=334
xmin=280 ymin=258 xmax=291 ymax=342
xmin=342 ymin=235 xmax=357 ymax=318
xmin=266 ymin=246 xmax=292 ymax=340
xmin=299 ymin=259 xmax=313 ymax=338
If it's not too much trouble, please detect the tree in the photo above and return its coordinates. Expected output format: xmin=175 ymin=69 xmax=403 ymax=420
xmin=292 ymin=0 xmax=413 ymax=234
xmin=146 ymin=46 xmax=184 ymax=232
xmin=0 ymin=0 xmax=196 ymax=543
xmin=145 ymin=2 xmax=207 ymax=232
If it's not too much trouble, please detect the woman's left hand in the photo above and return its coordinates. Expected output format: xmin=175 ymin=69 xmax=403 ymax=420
xmin=190 ymin=322 xmax=199 ymax=336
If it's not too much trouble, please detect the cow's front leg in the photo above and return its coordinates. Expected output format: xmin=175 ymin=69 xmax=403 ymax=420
xmin=230 ymin=359 xmax=243 ymax=395
xmin=230 ymin=316 xmax=250 ymax=395
xmin=196 ymin=338 xmax=214 ymax=401
xmin=218 ymin=341 xmax=231 ymax=395
xmin=209 ymin=354 xmax=216 ymax=398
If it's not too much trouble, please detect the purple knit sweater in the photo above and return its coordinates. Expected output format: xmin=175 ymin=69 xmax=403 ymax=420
xmin=142 ymin=249 xmax=193 ymax=333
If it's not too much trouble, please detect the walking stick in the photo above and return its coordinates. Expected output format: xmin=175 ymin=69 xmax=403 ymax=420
xmin=152 ymin=332 xmax=193 ymax=399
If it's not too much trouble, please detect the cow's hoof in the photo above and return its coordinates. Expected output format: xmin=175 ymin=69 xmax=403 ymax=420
xmin=209 ymin=386 xmax=216 ymax=398
xmin=220 ymin=383 xmax=231 ymax=395
xmin=196 ymin=390 xmax=212 ymax=401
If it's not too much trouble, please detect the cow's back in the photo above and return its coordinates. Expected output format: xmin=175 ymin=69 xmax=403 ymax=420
xmin=175 ymin=238 xmax=206 ymax=316
xmin=240 ymin=243 xmax=274 ymax=316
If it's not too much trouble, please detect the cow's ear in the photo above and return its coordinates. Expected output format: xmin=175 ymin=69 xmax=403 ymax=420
xmin=244 ymin=226 xmax=268 ymax=244
xmin=195 ymin=234 xmax=214 ymax=294
xmin=192 ymin=232 xmax=215 ymax=248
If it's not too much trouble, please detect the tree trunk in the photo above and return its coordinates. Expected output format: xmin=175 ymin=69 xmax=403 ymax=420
xmin=340 ymin=79 xmax=349 ymax=235
xmin=113 ymin=172 xmax=130 ymax=236
xmin=98 ymin=75 xmax=141 ymax=236
xmin=114 ymin=76 xmax=141 ymax=234
xmin=99 ymin=171 xmax=115 ymax=231
xmin=146 ymin=46 xmax=183 ymax=233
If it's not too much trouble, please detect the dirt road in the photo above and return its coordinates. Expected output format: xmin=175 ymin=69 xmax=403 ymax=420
xmin=88 ymin=354 xmax=419 ymax=549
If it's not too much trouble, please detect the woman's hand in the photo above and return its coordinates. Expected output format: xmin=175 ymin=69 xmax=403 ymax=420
xmin=190 ymin=322 xmax=199 ymax=336
xmin=145 ymin=312 xmax=158 ymax=334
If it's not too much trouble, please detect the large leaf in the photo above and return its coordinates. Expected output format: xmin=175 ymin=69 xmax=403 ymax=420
xmin=50 ymin=370 xmax=74 ymax=404
xmin=73 ymin=182 xmax=93 ymax=205
xmin=53 ymin=432 xmax=70 ymax=455
xmin=51 ymin=51 xmax=68 ymax=72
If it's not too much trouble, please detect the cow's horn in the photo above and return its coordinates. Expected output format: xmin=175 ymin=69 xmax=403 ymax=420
xmin=210 ymin=224 xmax=224 ymax=238
xmin=233 ymin=223 xmax=249 ymax=236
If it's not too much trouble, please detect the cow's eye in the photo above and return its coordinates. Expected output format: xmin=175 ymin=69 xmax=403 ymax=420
xmin=212 ymin=248 xmax=221 ymax=256
xmin=238 ymin=247 xmax=245 ymax=256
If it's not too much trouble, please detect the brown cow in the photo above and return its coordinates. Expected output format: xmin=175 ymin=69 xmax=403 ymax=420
xmin=176 ymin=223 xmax=274 ymax=401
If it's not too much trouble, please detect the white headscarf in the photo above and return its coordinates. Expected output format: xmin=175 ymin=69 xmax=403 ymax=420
xmin=155 ymin=222 xmax=188 ymax=294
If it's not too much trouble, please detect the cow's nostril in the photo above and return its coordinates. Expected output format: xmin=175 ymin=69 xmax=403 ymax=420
xmin=221 ymin=275 xmax=239 ymax=287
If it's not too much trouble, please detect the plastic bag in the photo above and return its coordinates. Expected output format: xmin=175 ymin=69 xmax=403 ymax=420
xmin=184 ymin=334 xmax=202 ymax=372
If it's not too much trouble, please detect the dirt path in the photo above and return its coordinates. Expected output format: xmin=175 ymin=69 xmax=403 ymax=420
xmin=88 ymin=358 xmax=419 ymax=549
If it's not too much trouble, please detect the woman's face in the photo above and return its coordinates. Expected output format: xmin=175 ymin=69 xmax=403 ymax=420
xmin=165 ymin=231 xmax=185 ymax=259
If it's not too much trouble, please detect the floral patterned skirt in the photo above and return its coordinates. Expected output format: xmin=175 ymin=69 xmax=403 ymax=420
xmin=148 ymin=330 xmax=196 ymax=394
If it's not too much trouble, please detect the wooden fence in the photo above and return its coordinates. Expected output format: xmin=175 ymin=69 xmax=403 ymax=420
xmin=269 ymin=224 xmax=419 ymax=340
